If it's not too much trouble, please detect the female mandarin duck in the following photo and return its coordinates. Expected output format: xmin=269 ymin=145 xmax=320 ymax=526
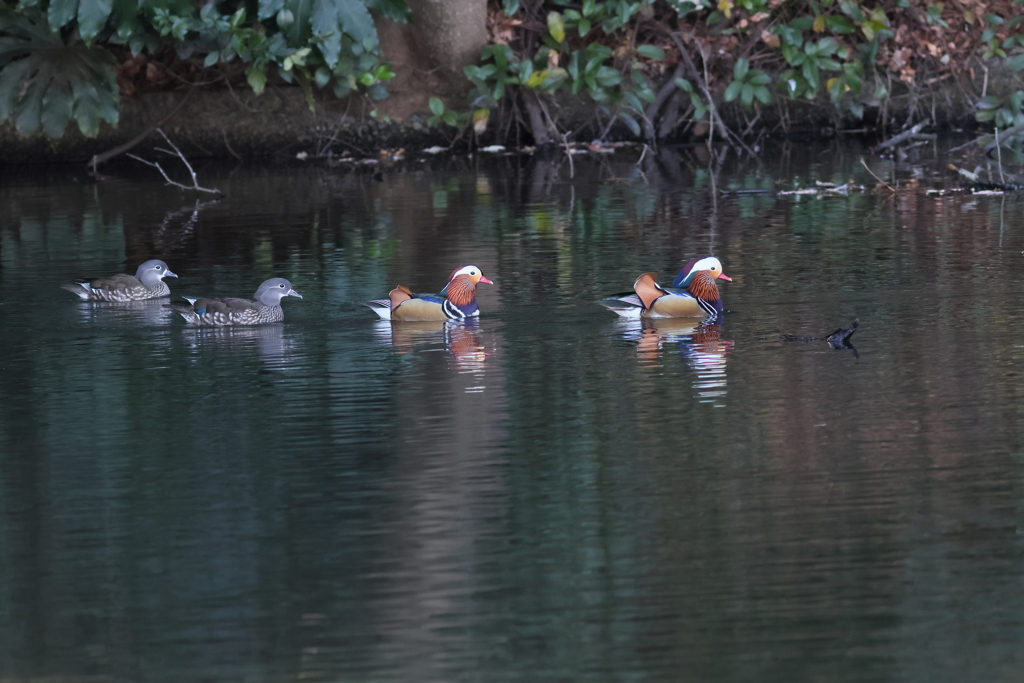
xmin=62 ymin=259 xmax=177 ymax=302
xmin=365 ymin=265 xmax=494 ymax=321
xmin=599 ymin=256 xmax=732 ymax=319
xmin=172 ymin=278 xmax=302 ymax=325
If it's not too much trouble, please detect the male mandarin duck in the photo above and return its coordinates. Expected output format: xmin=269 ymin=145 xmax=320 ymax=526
xmin=599 ymin=256 xmax=732 ymax=319
xmin=365 ymin=265 xmax=494 ymax=321
xmin=62 ymin=259 xmax=177 ymax=302
xmin=171 ymin=278 xmax=302 ymax=325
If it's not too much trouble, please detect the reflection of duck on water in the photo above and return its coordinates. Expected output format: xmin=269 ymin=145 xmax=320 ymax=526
xmin=631 ymin=317 xmax=734 ymax=407
xmin=180 ymin=324 xmax=299 ymax=368
xmin=374 ymin=318 xmax=489 ymax=371
xmin=71 ymin=296 xmax=177 ymax=327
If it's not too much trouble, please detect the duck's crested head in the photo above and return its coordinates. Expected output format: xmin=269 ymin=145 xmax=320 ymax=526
xmin=136 ymin=259 xmax=177 ymax=282
xmin=255 ymin=278 xmax=302 ymax=305
xmin=673 ymin=257 xmax=730 ymax=288
xmin=447 ymin=265 xmax=494 ymax=286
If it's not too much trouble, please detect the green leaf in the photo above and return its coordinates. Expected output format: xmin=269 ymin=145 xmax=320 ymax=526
xmin=790 ymin=15 xmax=813 ymax=31
xmin=567 ymin=50 xmax=581 ymax=81
xmin=313 ymin=0 xmax=376 ymax=69
xmin=825 ymin=15 xmax=855 ymax=34
xmin=365 ymin=0 xmax=412 ymax=23
xmin=977 ymin=95 xmax=1002 ymax=110
xmin=983 ymin=13 xmax=1004 ymax=24
xmin=314 ymin=66 xmax=331 ymax=87
xmin=1008 ymin=53 xmax=1024 ymax=72
xmin=282 ymin=0 xmax=314 ymax=45
xmin=260 ymin=0 xmax=287 ymax=19
xmin=77 ymin=0 xmax=113 ymax=42
xmin=724 ymin=79 xmax=742 ymax=102
xmin=0 ymin=9 xmax=118 ymax=137
xmin=203 ymin=51 xmax=219 ymax=67
xmin=48 ymin=0 xmax=78 ymax=31
xmin=547 ymin=11 xmax=565 ymax=43
xmin=503 ymin=0 xmax=519 ymax=16
xmin=594 ymin=65 xmax=622 ymax=87
xmin=733 ymin=57 xmax=749 ymax=80
xmin=753 ymin=85 xmax=771 ymax=104
xmin=429 ymin=96 xmax=444 ymax=115
xmin=635 ymin=44 xmax=664 ymax=60
xmin=578 ymin=18 xmax=591 ymax=36
xmin=246 ymin=64 xmax=268 ymax=94
xmin=111 ymin=0 xmax=137 ymax=40
xmin=741 ymin=82 xmax=754 ymax=108
xmin=747 ymin=71 xmax=771 ymax=86
xmin=674 ymin=77 xmax=693 ymax=92
xmin=619 ymin=111 xmax=640 ymax=136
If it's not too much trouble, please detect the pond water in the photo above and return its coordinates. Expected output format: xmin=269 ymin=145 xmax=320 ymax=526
xmin=1 ymin=140 xmax=1024 ymax=682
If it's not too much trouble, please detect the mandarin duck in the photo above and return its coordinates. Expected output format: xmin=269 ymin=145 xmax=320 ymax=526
xmin=365 ymin=265 xmax=494 ymax=321
xmin=62 ymin=259 xmax=177 ymax=302
xmin=599 ymin=257 xmax=731 ymax=319
xmin=171 ymin=278 xmax=302 ymax=325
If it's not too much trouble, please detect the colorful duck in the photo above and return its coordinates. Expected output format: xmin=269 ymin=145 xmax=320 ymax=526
xmin=365 ymin=265 xmax=494 ymax=321
xmin=599 ymin=257 xmax=732 ymax=319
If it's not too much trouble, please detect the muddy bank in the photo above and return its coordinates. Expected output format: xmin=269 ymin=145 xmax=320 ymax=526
xmin=0 ymin=67 xmax=1011 ymax=166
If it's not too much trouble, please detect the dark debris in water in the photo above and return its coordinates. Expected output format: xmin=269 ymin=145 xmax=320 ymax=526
xmin=779 ymin=319 xmax=859 ymax=358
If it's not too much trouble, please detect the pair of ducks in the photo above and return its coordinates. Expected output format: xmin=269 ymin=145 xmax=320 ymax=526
xmin=62 ymin=258 xmax=732 ymax=325
xmin=62 ymin=260 xmax=302 ymax=325
xmin=364 ymin=257 xmax=732 ymax=321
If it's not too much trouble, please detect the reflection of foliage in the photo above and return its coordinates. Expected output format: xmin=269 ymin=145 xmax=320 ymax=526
xmin=0 ymin=0 xmax=405 ymax=138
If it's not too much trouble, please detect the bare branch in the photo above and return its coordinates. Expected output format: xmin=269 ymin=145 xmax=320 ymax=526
xmin=129 ymin=128 xmax=225 ymax=197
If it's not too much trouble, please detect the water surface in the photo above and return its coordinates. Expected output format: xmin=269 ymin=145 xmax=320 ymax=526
xmin=1 ymin=140 xmax=1023 ymax=681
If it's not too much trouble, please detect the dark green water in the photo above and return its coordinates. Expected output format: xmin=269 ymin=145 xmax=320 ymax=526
xmin=2 ymin=141 xmax=1024 ymax=681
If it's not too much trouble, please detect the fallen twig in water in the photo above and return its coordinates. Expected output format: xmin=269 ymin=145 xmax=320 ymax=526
xmin=128 ymin=129 xmax=225 ymax=197
xmin=860 ymin=158 xmax=895 ymax=192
